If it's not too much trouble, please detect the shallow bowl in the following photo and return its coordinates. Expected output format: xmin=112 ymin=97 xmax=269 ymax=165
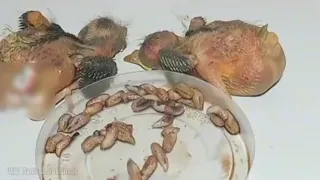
xmin=35 ymin=70 xmax=255 ymax=180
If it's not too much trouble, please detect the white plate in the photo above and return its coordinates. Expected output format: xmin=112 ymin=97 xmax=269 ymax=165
xmin=35 ymin=70 xmax=255 ymax=180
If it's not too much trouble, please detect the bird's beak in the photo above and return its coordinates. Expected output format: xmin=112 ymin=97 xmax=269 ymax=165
xmin=138 ymin=63 xmax=152 ymax=71
xmin=124 ymin=50 xmax=152 ymax=71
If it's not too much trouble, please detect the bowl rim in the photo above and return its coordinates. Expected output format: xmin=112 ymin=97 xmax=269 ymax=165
xmin=35 ymin=70 xmax=256 ymax=180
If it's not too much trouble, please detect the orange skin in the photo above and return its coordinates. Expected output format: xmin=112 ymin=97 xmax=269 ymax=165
xmin=0 ymin=33 xmax=95 ymax=120
xmin=18 ymin=10 xmax=53 ymax=31
xmin=11 ymin=40 xmax=77 ymax=90
xmin=0 ymin=11 xmax=126 ymax=120
xmin=0 ymin=11 xmax=73 ymax=119
xmin=0 ymin=62 xmax=65 ymax=120
xmin=180 ymin=20 xmax=286 ymax=96
xmin=124 ymin=31 xmax=181 ymax=70
xmin=25 ymin=11 xmax=52 ymax=30
xmin=124 ymin=18 xmax=286 ymax=97
xmin=139 ymin=31 xmax=181 ymax=68
xmin=3 ymin=35 xmax=98 ymax=120
xmin=0 ymin=28 xmax=52 ymax=63
xmin=0 ymin=42 xmax=79 ymax=120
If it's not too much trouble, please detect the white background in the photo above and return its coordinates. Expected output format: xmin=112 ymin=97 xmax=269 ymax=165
xmin=0 ymin=0 xmax=319 ymax=179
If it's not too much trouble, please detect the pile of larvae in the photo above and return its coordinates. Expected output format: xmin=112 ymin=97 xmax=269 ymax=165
xmin=44 ymin=83 xmax=240 ymax=178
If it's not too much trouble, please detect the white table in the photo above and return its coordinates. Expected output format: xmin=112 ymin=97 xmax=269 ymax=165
xmin=0 ymin=0 xmax=319 ymax=179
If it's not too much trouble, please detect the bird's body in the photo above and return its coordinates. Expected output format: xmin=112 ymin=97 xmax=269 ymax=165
xmin=124 ymin=17 xmax=286 ymax=96
xmin=0 ymin=11 xmax=125 ymax=120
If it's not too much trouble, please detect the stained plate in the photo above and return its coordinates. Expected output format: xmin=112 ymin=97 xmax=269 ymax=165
xmin=35 ymin=70 xmax=255 ymax=180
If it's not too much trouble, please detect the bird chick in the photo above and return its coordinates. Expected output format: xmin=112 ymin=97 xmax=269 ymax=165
xmin=78 ymin=16 xmax=128 ymax=58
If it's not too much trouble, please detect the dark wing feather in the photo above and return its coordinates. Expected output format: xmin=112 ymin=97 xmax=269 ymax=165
xmin=159 ymin=49 xmax=194 ymax=73
xmin=75 ymin=56 xmax=118 ymax=98
xmin=18 ymin=11 xmax=35 ymax=30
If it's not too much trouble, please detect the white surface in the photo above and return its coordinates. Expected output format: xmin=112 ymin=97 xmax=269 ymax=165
xmin=0 ymin=0 xmax=318 ymax=180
